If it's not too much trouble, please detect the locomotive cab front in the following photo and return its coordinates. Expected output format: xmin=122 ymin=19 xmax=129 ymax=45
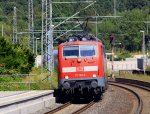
xmin=58 ymin=40 xmax=107 ymax=97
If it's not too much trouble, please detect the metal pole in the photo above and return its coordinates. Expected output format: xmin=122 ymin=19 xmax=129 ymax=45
xmin=143 ymin=31 xmax=145 ymax=74
xmin=28 ymin=0 xmax=31 ymax=48
xmin=114 ymin=0 xmax=116 ymax=17
xmin=144 ymin=21 xmax=150 ymax=35
xmin=36 ymin=38 xmax=37 ymax=68
xmin=50 ymin=0 xmax=53 ymax=72
xmin=15 ymin=9 xmax=18 ymax=44
xmin=41 ymin=0 xmax=44 ymax=74
xmin=140 ymin=30 xmax=145 ymax=74
xmin=36 ymin=38 xmax=38 ymax=56
xmin=45 ymin=0 xmax=48 ymax=67
xmin=13 ymin=7 xmax=17 ymax=44
xmin=48 ymin=0 xmax=53 ymax=83
xmin=96 ymin=14 xmax=98 ymax=38
xmin=31 ymin=0 xmax=34 ymax=53
xmin=146 ymin=23 xmax=149 ymax=34
xmin=1 ymin=25 xmax=3 ymax=37
xmin=48 ymin=29 xmax=53 ymax=78
xmin=146 ymin=23 xmax=149 ymax=68
xmin=36 ymin=38 xmax=40 ymax=67
xmin=111 ymin=44 xmax=114 ymax=78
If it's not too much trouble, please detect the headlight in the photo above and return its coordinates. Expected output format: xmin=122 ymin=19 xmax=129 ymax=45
xmin=63 ymin=82 xmax=70 ymax=89
xmin=93 ymin=74 xmax=96 ymax=77
xmin=91 ymin=81 xmax=98 ymax=88
xmin=65 ymin=76 xmax=69 ymax=79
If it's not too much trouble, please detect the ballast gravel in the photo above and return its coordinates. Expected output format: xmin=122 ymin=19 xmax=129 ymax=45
xmin=35 ymin=85 xmax=136 ymax=114
xmin=81 ymin=85 xmax=136 ymax=114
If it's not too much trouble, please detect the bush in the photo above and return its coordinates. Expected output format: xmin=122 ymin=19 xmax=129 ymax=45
xmin=0 ymin=36 xmax=34 ymax=74
xmin=115 ymin=51 xmax=132 ymax=61
xmin=146 ymin=66 xmax=150 ymax=72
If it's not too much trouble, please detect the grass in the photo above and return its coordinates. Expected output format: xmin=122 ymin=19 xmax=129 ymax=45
xmin=2 ymin=67 xmax=150 ymax=91
xmin=28 ymin=67 xmax=58 ymax=90
xmin=0 ymin=76 xmax=32 ymax=90
xmin=0 ymin=67 xmax=58 ymax=91
xmin=107 ymin=69 xmax=150 ymax=82
xmin=114 ymin=73 xmax=150 ymax=82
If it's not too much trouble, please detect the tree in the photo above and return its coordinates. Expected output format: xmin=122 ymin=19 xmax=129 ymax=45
xmin=0 ymin=36 xmax=34 ymax=74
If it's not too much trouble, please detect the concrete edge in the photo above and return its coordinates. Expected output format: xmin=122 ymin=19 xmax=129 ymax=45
xmin=0 ymin=90 xmax=54 ymax=107
xmin=1 ymin=94 xmax=56 ymax=114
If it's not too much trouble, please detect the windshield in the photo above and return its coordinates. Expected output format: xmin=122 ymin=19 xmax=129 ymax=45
xmin=63 ymin=46 xmax=79 ymax=57
xmin=63 ymin=45 xmax=96 ymax=58
xmin=80 ymin=45 xmax=96 ymax=57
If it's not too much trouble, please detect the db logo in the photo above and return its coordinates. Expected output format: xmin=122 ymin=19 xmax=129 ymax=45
xmin=77 ymin=67 xmax=83 ymax=71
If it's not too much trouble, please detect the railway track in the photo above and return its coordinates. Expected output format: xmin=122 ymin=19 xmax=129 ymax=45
xmin=45 ymin=102 xmax=71 ymax=114
xmin=72 ymin=101 xmax=95 ymax=114
xmin=45 ymin=100 xmax=95 ymax=114
xmin=45 ymin=83 xmax=144 ymax=114
xmin=109 ymin=78 xmax=150 ymax=114
xmin=44 ymin=78 xmax=149 ymax=114
xmin=109 ymin=82 xmax=143 ymax=114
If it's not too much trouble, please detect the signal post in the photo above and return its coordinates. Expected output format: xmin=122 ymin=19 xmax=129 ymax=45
xmin=109 ymin=34 xmax=115 ymax=78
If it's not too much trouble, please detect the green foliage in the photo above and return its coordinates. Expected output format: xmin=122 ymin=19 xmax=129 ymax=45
xmin=126 ymin=0 xmax=149 ymax=10
xmin=115 ymin=51 xmax=132 ymax=60
xmin=116 ymin=9 xmax=146 ymax=51
xmin=0 ymin=36 xmax=34 ymax=74
xmin=0 ymin=0 xmax=150 ymax=53
xmin=0 ymin=0 xmax=150 ymax=90
xmin=0 ymin=75 xmax=28 ymax=90
xmin=146 ymin=66 xmax=150 ymax=72
xmin=99 ymin=8 xmax=149 ymax=52
xmin=0 ymin=76 xmax=22 ymax=82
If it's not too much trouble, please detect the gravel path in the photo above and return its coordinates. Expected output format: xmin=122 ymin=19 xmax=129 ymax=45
xmin=81 ymin=85 xmax=136 ymax=114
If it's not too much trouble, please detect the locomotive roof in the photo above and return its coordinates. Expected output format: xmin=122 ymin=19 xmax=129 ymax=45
xmin=59 ymin=33 xmax=103 ymax=46
xmin=61 ymin=41 xmax=102 ymax=46
xmin=68 ymin=33 xmax=101 ymax=41
xmin=60 ymin=34 xmax=102 ymax=44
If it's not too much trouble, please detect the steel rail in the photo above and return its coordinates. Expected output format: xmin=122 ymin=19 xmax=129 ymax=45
xmin=72 ymin=101 xmax=95 ymax=114
xmin=45 ymin=100 xmax=95 ymax=114
xmin=45 ymin=102 xmax=71 ymax=114
xmin=45 ymin=78 xmax=149 ymax=114
xmin=110 ymin=81 xmax=150 ymax=92
xmin=114 ymin=78 xmax=150 ymax=89
xmin=109 ymin=82 xmax=143 ymax=114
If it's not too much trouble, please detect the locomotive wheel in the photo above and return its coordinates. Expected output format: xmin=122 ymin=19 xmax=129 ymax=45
xmin=55 ymin=89 xmax=69 ymax=103
xmin=56 ymin=93 xmax=70 ymax=103
xmin=57 ymin=90 xmax=70 ymax=103
xmin=93 ymin=93 xmax=101 ymax=101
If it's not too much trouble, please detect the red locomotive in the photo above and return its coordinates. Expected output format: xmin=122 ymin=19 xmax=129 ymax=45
xmin=56 ymin=33 xmax=108 ymax=100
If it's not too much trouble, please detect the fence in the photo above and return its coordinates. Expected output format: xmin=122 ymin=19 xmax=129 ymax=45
xmin=0 ymin=74 xmax=37 ymax=90
xmin=107 ymin=61 xmax=138 ymax=72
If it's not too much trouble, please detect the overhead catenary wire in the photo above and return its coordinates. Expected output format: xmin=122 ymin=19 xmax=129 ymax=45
xmin=53 ymin=1 xmax=94 ymax=4
xmin=54 ymin=23 xmax=82 ymax=41
xmin=53 ymin=1 xmax=96 ymax=29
